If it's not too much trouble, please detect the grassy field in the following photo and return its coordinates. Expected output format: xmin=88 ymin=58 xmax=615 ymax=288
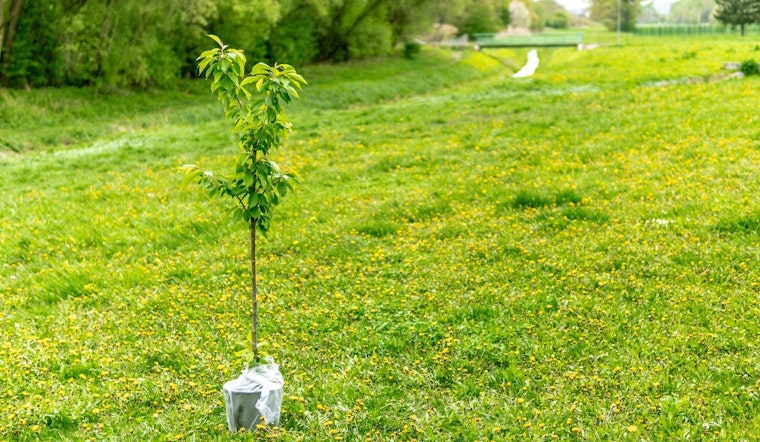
xmin=2 ymin=38 xmax=760 ymax=441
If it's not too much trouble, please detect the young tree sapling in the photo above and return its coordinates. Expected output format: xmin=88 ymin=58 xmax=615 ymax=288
xmin=183 ymin=34 xmax=306 ymax=362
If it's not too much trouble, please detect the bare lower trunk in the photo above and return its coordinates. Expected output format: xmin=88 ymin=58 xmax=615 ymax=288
xmin=250 ymin=219 xmax=258 ymax=361
xmin=1 ymin=0 xmax=25 ymax=76
xmin=0 ymin=0 xmax=5 ymax=59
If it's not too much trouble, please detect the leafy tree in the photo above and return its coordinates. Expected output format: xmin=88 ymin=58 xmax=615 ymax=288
xmin=3 ymin=0 xmax=523 ymax=87
xmin=283 ymin=0 xmax=444 ymax=62
xmin=429 ymin=0 xmax=470 ymax=24
xmin=459 ymin=1 xmax=503 ymax=35
xmin=448 ymin=0 xmax=521 ymax=36
xmin=547 ymin=10 xmax=571 ymax=27
xmin=83 ymin=0 xmax=217 ymax=86
xmin=668 ymin=0 xmax=716 ymax=23
xmin=184 ymin=35 xmax=306 ymax=361
xmin=499 ymin=0 xmax=512 ymax=25
xmin=509 ymin=0 xmax=532 ymax=28
xmin=714 ymin=0 xmax=760 ymax=35
xmin=209 ymin=0 xmax=280 ymax=63
xmin=317 ymin=0 xmax=400 ymax=61
xmin=590 ymin=0 xmax=641 ymax=31
xmin=268 ymin=0 xmax=398 ymax=62
xmin=535 ymin=0 xmax=572 ymax=29
xmin=637 ymin=2 xmax=662 ymax=23
xmin=0 ymin=0 xmax=63 ymax=87
xmin=0 ymin=0 xmax=27 ymax=86
xmin=387 ymin=0 xmax=439 ymax=46
xmin=2 ymin=0 xmax=221 ymax=87
xmin=268 ymin=1 xmax=322 ymax=65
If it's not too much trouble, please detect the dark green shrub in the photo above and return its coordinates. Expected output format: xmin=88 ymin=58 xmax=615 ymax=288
xmin=740 ymin=59 xmax=759 ymax=76
xmin=404 ymin=42 xmax=422 ymax=59
xmin=547 ymin=11 xmax=570 ymax=29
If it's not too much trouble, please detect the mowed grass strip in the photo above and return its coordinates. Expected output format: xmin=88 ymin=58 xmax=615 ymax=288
xmin=2 ymin=40 xmax=760 ymax=440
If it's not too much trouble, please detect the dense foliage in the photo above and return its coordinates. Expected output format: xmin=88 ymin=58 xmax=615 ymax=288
xmin=590 ymin=0 xmax=641 ymax=32
xmin=714 ymin=0 xmax=760 ymax=35
xmin=667 ymin=0 xmax=717 ymax=23
xmin=0 ymin=0 xmax=519 ymax=88
xmin=534 ymin=0 xmax=572 ymax=29
xmin=740 ymin=58 xmax=760 ymax=75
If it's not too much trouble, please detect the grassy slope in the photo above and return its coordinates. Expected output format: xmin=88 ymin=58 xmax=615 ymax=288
xmin=2 ymin=40 xmax=760 ymax=440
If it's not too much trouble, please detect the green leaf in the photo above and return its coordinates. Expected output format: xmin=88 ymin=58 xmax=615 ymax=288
xmin=232 ymin=206 xmax=244 ymax=222
xmin=287 ymin=72 xmax=307 ymax=86
xmin=198 ymin=49 xmax=219 ymax=59
xmin=220 ymin=76 xmax=234 ymax=92
xmin=269 ymin=160 xmax=281 ymax=173
xmin=208 ymin=34 xmax=223 ymax=47
xmin=277 ymin=182 xmax=288 ymax=196
xmin=180 ymin=164 xmax=200 ymax=172
xmin=233 ymin=52 xmax=247 ymax=75
xmin=252 ymin=62 xmax=270 ymax=75
xmin=197 ymin=57 xmax=212 ymax=75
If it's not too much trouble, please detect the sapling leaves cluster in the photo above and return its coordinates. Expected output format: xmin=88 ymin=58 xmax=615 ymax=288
xmin=183 ymin=35 xmax=306 ymax=360
xmin=185 ymin=34 xmax=306 ymax=235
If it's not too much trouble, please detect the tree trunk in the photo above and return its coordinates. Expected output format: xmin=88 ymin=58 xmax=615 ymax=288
xmin=250 ymin=218 xmax=258 ymax=361
xmin=0 ymin=0 xmax=5 ymax=59
xmin=4 ymin=0 xmax=24 ymax=52
xmin=1 ymin=0 xmax=25 ymax=77
xmin=91 ymin=0 xmax=115 ymax=81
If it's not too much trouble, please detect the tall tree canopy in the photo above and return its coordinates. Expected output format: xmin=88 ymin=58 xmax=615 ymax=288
xmin=1 ymin=0 xmax=217 ymax=87
xmin=534 ymin=0 xmax=572 ymax=29
xmin=0 ymin=0 xmax=522 ymax=88
xmin=714 ymin=0 xmax=760 ymax=35
xmin=590 ymin=0 xmax=641 ymax=31
xmin=667 ymin=0 xmax=716 ymax=23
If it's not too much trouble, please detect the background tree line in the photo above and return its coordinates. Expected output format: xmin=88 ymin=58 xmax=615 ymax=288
xmin=588 ymin=0 xmax=760 ymax=34
xmin=0 ymin=0 xmax=528 ymax=88
xmin=589 ymin=0 xmax=641 ymax=31
xmin=3 ymin=0 xmax=759 ymax=88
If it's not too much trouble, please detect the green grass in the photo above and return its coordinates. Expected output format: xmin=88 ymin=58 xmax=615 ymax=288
xmin=2 ymin=40 xmax=760 ymax=440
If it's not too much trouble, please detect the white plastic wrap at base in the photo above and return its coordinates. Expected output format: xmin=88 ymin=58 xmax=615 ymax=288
xmin=223 ymin=357 xmax=284 ymax=431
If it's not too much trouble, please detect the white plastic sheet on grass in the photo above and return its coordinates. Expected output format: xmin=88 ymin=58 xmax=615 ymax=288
xmin=513 ymin=49 xmax=539 ymax=78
